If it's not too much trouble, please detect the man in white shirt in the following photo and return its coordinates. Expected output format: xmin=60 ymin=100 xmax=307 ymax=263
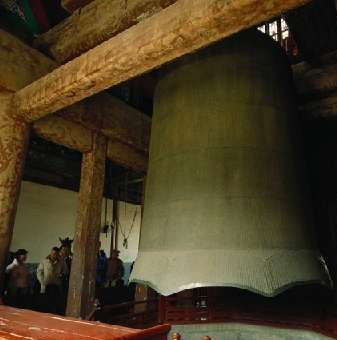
xmin=37 ymin=247 xmax=68 ymax=314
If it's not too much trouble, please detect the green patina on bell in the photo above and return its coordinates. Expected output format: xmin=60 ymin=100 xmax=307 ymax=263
xmin=130 ymin=31 xmax=330 ymax=296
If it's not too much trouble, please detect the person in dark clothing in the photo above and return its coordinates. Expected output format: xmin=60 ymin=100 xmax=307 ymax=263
xmin=5 ymin=249 xmax=29 ymax=308
xmin=59 ymin=245 xmax=71 ymax=313
xmin=96 ymin=249 xmax=108 ymax=288
xmin=106 ymin=249 xmax=124 ymax=287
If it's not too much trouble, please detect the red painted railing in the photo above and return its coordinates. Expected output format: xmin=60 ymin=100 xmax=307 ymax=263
xmin=0 ymin=305 xmax=170 ymax=340
xmin=93 ymin=286 xmax=337 ymax=339
xmin=92 ymin=298 xmax=159 ymax=328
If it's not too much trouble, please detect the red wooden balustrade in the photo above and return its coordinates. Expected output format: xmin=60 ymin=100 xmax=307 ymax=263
xmin=92 ymin=287 xmax=337 ymax=339
xmin=0 ymin=305 xmax=170 ymax=340
xmin=92 ymin=298 xmax=159 ymax=328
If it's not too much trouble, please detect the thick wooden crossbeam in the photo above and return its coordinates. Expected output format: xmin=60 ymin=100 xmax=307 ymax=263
xmin=32 ymin=115 xmax=92 ymax=153
xmin=0 ymin=29 xmax=149 ymax=170
xmin=32 ymin=114 xmax=148 ymax=171
xmin=107 ymin=141 xmax=147 ymax=172
xmin=32 ymin=100 xmax=149 ymax=170
xmin=0 ymin=30 xmax=55 ymax=91
xmin=59 ymin=93 xmax=150 ymax=153
xmin=14 ymin=0 xmax=309 ymax=122
xmin=36 ymin=0 xmax=177 ymax=63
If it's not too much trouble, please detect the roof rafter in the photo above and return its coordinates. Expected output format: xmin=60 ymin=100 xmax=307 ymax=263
xmin=36 ymin=0 xmax=177 ymax=63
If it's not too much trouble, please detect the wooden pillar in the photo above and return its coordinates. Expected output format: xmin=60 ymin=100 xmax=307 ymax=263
xmin=110 ymin=199 xmax=118 ymax=255
xmin=0 ymin=92 xmax=29 ymax=292
xmin=66 ymin=133 xmax=106 ymax=319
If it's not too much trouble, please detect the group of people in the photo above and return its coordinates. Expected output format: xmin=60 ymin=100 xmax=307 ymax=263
xmin=96 ymin=245 xmax=124 ymax=288
xmin=5 ymin=243 xmax=71 ymax=314
xmin=4 ymin=241 xmax=125 ymax=314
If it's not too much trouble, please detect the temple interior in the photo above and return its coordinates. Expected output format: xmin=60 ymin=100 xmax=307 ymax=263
xmin=2 ymin=1 xmax=337 ymax=340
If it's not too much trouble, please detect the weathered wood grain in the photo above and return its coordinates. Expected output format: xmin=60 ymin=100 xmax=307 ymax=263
xmin=14 ymin=0 xmax=310 ymax=121
xmin=60 ymin=93 xmax=150 ymax=153
xmin=107 ymin=141 xmax=148 ymax=172
xmin=32 ymin=115 xmax=93 ymax=153
xmin=1 ymin=29 xmax=150 ymax=158
xmin=33 ymin=115 xmax=148 ymax=171
xmin=66 ymin=133 xmax=106 ymax=318
xmin=0 ymin=92 xmax=30 ymax=290
xmin=0 ymin=29 xmax=56 ymax=91
xmin=36 ymin=0 xmax=177 ymax=63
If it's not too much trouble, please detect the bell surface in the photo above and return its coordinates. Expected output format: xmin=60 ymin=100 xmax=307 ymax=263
xmin=130 ymin=31 xmax=330 ymax=296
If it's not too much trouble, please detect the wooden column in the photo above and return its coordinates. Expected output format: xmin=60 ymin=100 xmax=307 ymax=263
xmin=66 ymin=133 xmax=106 ymax=319
xmin=110 ymin=199 xmax=118 ymax=255
xmin=0 ymin=93 xmax=29 ymax=291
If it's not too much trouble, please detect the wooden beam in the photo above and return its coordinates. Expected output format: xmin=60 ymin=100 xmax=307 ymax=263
xmin=15 ymin=0 xmax=310 ymax=121
xmin=107 ymin=141 xmax=148 ymax=172
xmin=33 ymin=115 xmax=148 ymax=172
xmin=61 ymin=0 xmax=94 ymax=12
xmin=32 ymin=115 xmax=92 ymax=153
xmin=66 ymin=133 xmax=106 ymax=318
xmin=59 ymin=93 xmax=150 ymax=153
xmin=0 ymin=29 xmax=150 ymax=164
xmin=35 ymin=0 xmax=177 ymax=63
xmin=0 ymin=29 xmax=56 ymax=91
xmin=0 ymin=92 xmax=30 ymax=290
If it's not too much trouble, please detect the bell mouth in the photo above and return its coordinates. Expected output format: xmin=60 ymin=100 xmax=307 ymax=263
xmin=130 ymin=249 xmax=331 ymax=297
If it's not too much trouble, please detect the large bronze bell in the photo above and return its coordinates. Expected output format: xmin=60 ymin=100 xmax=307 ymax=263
xmin=130 ymin=31 xmax=330 ymax=296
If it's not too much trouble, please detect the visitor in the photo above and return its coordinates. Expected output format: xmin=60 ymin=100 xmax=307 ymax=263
xmin=96 ymin=246 xmax=107 ymax=288
xmin=106 ymin=249 xmax=124 ymax=287
xmin=59 ymin=245 xmax=71 ymax=312
xmin=37 ymin=247 xmax=68 ymax=314
xmin=58 ymin=238 xmax=72 ymax=271
xmin=59 ymin=245 xmax=71 ymax=286
xmin=5 ymin=249 xmax=29 ymax=308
